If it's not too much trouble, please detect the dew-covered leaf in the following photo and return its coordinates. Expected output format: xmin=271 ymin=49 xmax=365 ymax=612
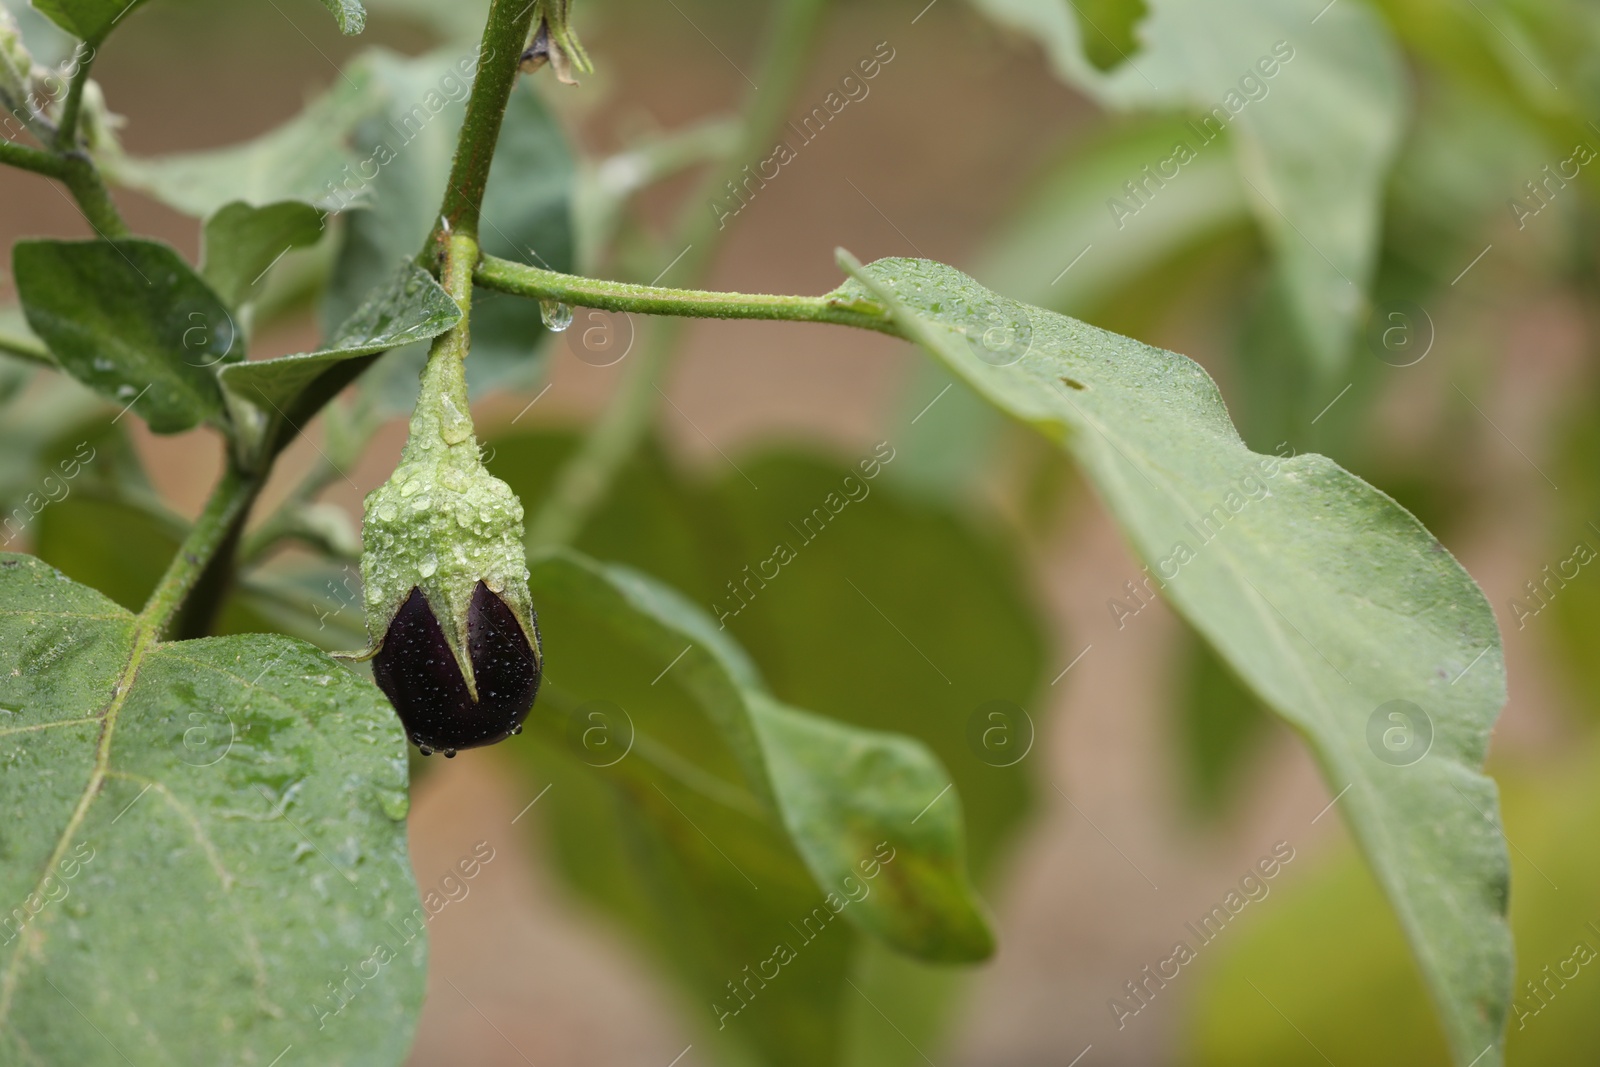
xmin=219 ymin=261 xmax=459 ymax=421
xmin=318 ymin=0 xmax=365 ymax=35
xmin=835 ymin=253 xmax=1511 ymax=1067
xmin=14 ymin=239 xmax=238 ymax=435
xmin=0 ymin=554 xmax=423 ymax=1067
xmin=220 ymin=261 xmax=459 ymax=464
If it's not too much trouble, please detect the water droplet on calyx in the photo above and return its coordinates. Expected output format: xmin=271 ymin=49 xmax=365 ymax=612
xmin=540 ymin=299 xmax=573 ymax=333
xmin=438 ymin=394 xmax=473 ymax=445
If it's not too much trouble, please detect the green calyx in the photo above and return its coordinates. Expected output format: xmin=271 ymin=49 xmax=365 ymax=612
xmin=521 ymin=0 xmax=593 ymax=85
xmin=358 ymin=236 xmax=538 ymax=697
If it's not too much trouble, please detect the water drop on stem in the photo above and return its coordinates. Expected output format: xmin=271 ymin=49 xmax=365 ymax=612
xmin=540 ymin=299 xmax=574 ymax=333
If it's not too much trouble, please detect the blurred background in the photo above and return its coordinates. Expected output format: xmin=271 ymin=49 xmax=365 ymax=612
xmin=2 ymin=0 xmax=1599 ymax=1063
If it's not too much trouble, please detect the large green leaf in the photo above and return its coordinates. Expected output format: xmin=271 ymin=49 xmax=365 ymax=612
xmin=835 ymin=254 xmax=1511 ymax=1066
xmin=0 ymin=554 xmax=422 ymax=1066
xmin=31 ymin=0 xmax=146 ymax=41
xmin=505 ymin=548 xmax=995 ymax=1067
xmin=201 ymin=200 xmax=328 ymax=313
xmin=969 ymin=0 xmax=1406 ymax=371
xmin=529 ymin=549 xmax=993 ymax=961
xmin=14 ymin=239 xmax=238 ymax=434
xmin=488 ymin=434 xmax=1048 ymax=1066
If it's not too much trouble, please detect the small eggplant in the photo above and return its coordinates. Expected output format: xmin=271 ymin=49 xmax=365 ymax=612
xmin=357 ymin=313 xmax=542 ymax=756
xmin=371 ymin=583 xmax=540 ymax=754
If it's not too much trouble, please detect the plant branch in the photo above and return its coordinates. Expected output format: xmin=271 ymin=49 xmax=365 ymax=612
xmin=53 ymin=43 xmax=96 ymax=152
xmin=138 ymin=463 xmax=263 ymax=640
xmin=0 ymin=121 xmax=128 ymax=237
xmin=474 ymin=254 xmax=896 ymax=333
xmin=0 ymin=328 xmax=53 ymax=367
xmin=526 ymin=0 xmax=835 ymax=547
xmin=429 ymin=0 xmax=539 ymax=249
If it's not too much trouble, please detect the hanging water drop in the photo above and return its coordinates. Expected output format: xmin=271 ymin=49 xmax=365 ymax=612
xmin=540 ymin=299 xmax=574 ymax=333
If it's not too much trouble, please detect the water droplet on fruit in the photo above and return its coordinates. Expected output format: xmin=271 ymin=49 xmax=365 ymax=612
xmin=540 ymin=299 xmax=573 ymax=333
xmin=439 ymin=394 xmax=472 ymax=445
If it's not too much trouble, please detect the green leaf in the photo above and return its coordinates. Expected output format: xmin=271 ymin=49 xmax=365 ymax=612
xmin=0 ymin=553 xmax=423 ymax=1066
xmin=14 ymin=239 xmax=239 ymax=435
xmin=1071 ymin=0 xmax=1146 ymax=71
xmin=318 ymin=0 xmax=365 ymax=35
xmin=218 ymin=261 xmax=459 ymax=421
xmin=30 ymin=0 xmax=145 ymax=41
xmin=323 ymin=48 xmax=576 ymax=406
xmin=969 ymin=0 xmax=1407 ymax=371
xmin=976 ymin=114 xmax=1251 ymax=317
xmin=528 ymin=550 xmax=993 ymax=962
xmin=836 ymin=254 xmax=1511 ymax=1067
xmin=105 ymin=66 xmax=378 ymax=218
xmin=1189 ymin=745 xmax=1600 ymax=1066
xmin=201 ymin=200 xmax=328 ymax=312
xmin=487 ymin=434 xmax=1048 ymax=1065
xmin=1173 ymin=627 xmax=1273 ymax=819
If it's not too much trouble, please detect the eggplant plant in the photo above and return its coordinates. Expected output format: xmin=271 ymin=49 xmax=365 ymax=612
xmin=0 ymin=0 xmax=1522 ymax=1064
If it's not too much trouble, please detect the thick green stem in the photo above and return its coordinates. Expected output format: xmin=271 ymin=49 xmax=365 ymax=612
xmin=527 ymin=0 xmax=835 ymax=548
xmin=474 ymin=254 xmax=896 ymax=333
xmin=138 ymin=464 xmax=263 ymax=640
xmin=430 ymin=0 xmax=539 ymax=248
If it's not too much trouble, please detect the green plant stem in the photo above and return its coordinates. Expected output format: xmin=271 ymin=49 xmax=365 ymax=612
xmin=54 ymin=43 xmax=96 ymax=152
xmin=0 ymin=328 xmax=53 ymax=367
xmin=139 ymin=463 xmax=263 ymax=640
xmin=0 ymin=131 xmax=128 ymax=238
xmin=527 ymin=0 xmax=835 ymax=548
xmin=430 ymin=0 xmax=539 ymax=249
xmin=474 ymin=254 xmax=896 ymax=332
